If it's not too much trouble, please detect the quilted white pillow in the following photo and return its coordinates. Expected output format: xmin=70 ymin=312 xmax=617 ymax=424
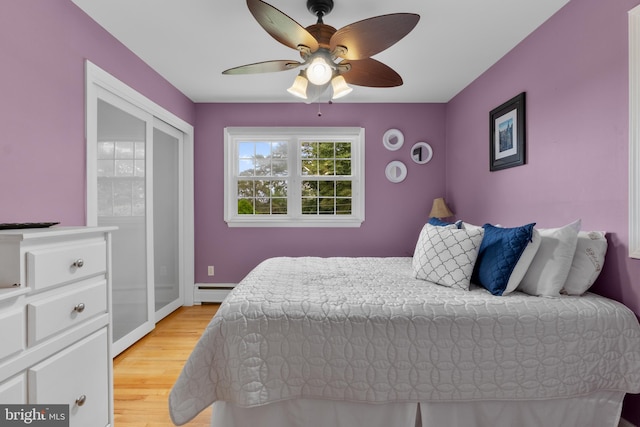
xmin=502 ymin=228 xmax=541 ymax=295
xmin=518 ymin=219 xmax=581 ymax=297
xmin=412 ymin=223 xmax=484 ymax=291
xmin=562 ymin=231 xmax=607 ymax=295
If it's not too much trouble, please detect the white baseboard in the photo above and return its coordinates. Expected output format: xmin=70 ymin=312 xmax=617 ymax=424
xmin=620 ymin=417 xmax=636 ymax=427
xmin=194 ymin=283 xmax=236 ymax=304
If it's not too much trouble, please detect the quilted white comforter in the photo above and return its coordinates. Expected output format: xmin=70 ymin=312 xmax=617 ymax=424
xmin=169 ymin=257 xmax=640 ymax=425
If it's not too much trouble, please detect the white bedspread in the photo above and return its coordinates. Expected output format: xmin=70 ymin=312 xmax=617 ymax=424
xmin=169 ymin=257 xmax=640 ymax=425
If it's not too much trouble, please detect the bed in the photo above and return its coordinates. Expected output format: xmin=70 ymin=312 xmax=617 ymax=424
xmin=169 ymin=253 xmax=640 ymax=426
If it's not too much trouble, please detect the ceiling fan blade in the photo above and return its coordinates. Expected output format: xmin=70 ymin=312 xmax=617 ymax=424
xmin=330 ymin=13 xmax=420 ymax=60
xmin=247 ymin=0 xmax=319 ymax=52
xmin=341 ymin=58 xmax=403 ymax=87
xmin=222 ymin=60 xmax=302 ymax=75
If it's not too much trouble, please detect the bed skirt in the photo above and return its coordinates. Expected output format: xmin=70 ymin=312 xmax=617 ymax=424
xmin=210 ymin=391 xmax=625 ymax=427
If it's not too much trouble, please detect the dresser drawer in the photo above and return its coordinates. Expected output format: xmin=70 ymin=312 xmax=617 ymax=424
xmin=27 ymin=280 xmax=107 ymax=346
xmin=0 ymin=373 xmax=26 ymax=404
xmin=28 ymin=329 xmax=109 ymax=427
xmin=0 ymin=309 xmax=25 ymax=361
xmin=26 ymin=240 xmax=106 ymax=291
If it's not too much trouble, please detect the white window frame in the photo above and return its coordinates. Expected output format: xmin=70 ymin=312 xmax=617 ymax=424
xmin=224 ymin=127 xmax=365 ymax=227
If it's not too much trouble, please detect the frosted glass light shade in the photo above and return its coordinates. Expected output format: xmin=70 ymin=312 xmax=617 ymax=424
xmin=331 ymin=75 xmax=353 ymax=99
xmin=287 ymin=75 xmax=308 ymax=99
xmin=306 ymin=57 xmax=333 ymax=85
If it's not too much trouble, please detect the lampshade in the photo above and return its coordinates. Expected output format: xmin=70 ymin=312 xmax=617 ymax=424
xmin=287 ymin=74 xmax=308 ymax=99
xmin=429 ymin=197 xmax=454 ymax=219
xmin=331 ymin=75 xmax=353 ymax=99
xmin=306 ymin=56 xmax=333 ymax=85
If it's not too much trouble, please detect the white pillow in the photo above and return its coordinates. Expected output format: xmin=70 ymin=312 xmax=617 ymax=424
xmin=412 ymin=223 xmax=484 ymax=291
xmin=502 ymin=228 xmax=541 ymax=295
xmin=562 ymin=231 xmax=607 ymax=295
xmin=518 ymin=219 xmax=581 ymax=297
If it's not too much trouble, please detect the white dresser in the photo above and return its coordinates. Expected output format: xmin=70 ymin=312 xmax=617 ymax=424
xmin=0 ymin=226 xmax=115 ymax=427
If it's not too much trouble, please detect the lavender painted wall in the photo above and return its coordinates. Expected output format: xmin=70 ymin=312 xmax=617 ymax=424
xmin=194 ymin=103 xmax=446 ymax=283
xmin=445 ymin=0 xmax=640 ymax=422
xmin=0 ymin=1 xmax=195 ymax=225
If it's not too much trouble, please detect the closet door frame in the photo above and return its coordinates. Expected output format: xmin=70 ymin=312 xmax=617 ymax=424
xmin=85 ymin=61 xmax=195 ymax=310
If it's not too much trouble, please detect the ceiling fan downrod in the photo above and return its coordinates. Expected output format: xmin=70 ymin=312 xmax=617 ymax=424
xmin=307 ymin=0 xmax=334 ymax=24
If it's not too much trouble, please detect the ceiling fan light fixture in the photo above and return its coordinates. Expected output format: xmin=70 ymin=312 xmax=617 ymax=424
xmin=306 ymin=56 xmax=333 ymax=85
xmin=331 ymin=75 xmax=352 ymax=99
xmin=287 ymin=73 xmax=309 ymax=99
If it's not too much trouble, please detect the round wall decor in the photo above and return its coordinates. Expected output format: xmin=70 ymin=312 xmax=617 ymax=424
xmin=385 ymin=160 xmax=407 ymax=183
xmin=411 ymin=141 xmax=433 ymax=164
xmin=382 ymin=128 xmax=404 ymax=151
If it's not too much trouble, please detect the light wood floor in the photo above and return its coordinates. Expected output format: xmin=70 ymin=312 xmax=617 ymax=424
xmin=113 ymin=304 xmax=220 ymax=427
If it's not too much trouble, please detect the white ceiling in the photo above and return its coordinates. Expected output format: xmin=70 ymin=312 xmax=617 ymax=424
xmin=71 ymin=0 xmax=570 ymax=103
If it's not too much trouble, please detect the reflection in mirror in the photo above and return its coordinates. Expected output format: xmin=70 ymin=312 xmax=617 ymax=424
xmin=411 ymin=142 xmax=433 ymax=164
xmin=383 ymin=129 xmax=404 ymax=151
xmin=385 ymin=160 xmax=407 ymax=183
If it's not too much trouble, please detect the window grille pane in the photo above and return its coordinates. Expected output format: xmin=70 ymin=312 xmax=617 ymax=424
xmin=335 ymin=159 xmax=351 ymax=175
xmin=319 ymin=197 xmax=334 ymax=214
xmin=134 ymin=160 xmax=145 ymax=177
xmin=301 ymin=141 xmax=317 ymax=159
xmin=238 ymin=180 xmax=254 ymax=197
xmin=302 ymin=180 xmax=318 ymax=197
xmin=272 ymin=180 xmax=287 ymax=197
xmin=238 ymin=198 xmax=254 ymax=214
xmin=97 ymin=160 xmax=114 ymax=177
xmin=272 ymin=198 xmax=287 ymax=214
xmin=336 ymin=181 xmax=351 ymax=197
xmin=336 ymin=198 xmax=352 ymax=215
xmin=115 ymin=141 xmax=134 ymax=159
xmin=115 ymin=160 xmax=134 ymax=177
xmin=98 ymin=142 xmax=114 ymax=159
xmin=319 ymin=181 xmax=335 ymax=197
xmin=134 ymin=142 xmax=145 ymax=159
xmin=302 ymin=197 xmax=317 ymax=214
xmin=272 ymin=159 xmax=287 ymax=176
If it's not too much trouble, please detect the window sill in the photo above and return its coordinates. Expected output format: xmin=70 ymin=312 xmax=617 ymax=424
xmin=225 ymin=217 xmax=364 ymax=228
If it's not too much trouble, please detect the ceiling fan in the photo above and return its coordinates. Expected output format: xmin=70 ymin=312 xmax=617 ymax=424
xmin=222 ymin=0 xmax=420 ymax=102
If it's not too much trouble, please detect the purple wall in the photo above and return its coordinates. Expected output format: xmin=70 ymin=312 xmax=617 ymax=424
xmin=445 ymin=0 xmax=640 ymax=422
xmin=4 ymin=0 xmax=640 ymax=420
xmin=194 ymin=103 xmax=446 ymax=283
xmin=0 ymin=0 xmax=195 ymax=224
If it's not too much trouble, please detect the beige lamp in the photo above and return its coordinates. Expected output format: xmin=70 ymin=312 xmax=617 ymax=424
xmin=429 ymin=197 xmax=454 ymax=219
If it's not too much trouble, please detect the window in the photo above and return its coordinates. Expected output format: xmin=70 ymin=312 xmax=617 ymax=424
xmin=224 ymin=127 xmax=365 ymax=227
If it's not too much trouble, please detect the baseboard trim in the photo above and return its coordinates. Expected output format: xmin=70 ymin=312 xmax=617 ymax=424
xmin=194 ymin=283 xmax=237 ymax=304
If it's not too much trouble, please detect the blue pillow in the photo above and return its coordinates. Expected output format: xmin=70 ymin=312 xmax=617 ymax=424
xmin=428 ymin=217 xmax=458 ymax=227
xmin=472 ymin=223 xmax=535 ymax=296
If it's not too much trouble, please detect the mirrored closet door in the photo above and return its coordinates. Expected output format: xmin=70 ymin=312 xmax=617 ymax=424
xmin=86 ymin=63 xmax=191 ymax=356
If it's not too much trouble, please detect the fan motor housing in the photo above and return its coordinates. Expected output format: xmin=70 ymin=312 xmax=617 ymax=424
xmin=305 ymin=23 xmax=336 ymax=49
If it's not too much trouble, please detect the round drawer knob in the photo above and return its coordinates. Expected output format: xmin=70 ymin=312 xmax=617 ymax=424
xmin=72 ymin=259 xmax=84 ymax=268
xmin=75 ymin=395 xmax=87 ymax=407
xmin=74 ymin=303 xmax=86 ymax=313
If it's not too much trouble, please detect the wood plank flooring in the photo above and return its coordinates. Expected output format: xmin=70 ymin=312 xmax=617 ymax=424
xmin=113 ymin=304 xmax=220 ymax=427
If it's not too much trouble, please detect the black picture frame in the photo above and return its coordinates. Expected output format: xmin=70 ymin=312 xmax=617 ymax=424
xmin=489 ymin=92 xmax=526 ymax=171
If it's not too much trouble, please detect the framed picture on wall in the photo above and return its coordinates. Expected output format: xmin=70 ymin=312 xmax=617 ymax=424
xmin=489 ymin=92 xmax=526 ymax=171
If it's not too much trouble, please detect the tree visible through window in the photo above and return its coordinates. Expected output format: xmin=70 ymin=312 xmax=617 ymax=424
xmin=224 ymin=127 xmax=364 ymax=227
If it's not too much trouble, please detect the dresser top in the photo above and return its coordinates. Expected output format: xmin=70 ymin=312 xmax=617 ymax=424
xmin=0 ymin=226 xmax=117 ymax=241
